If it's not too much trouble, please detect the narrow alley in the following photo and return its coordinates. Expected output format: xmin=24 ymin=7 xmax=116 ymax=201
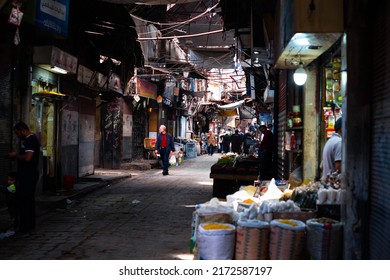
xmin=0 ymin=154 xmax=217 ymax=260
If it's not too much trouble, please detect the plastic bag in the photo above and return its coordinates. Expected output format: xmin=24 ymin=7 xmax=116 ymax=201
xmin=289 ymin=166 xmax=303 ymax=188
xmin=169 ymin=155 xmax=176 ymax=166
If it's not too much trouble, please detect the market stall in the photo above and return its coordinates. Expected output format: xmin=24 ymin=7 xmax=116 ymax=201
xmin=191 ymin=174 xmax=345 ymax=260
xmin=209 ymin=154 xmax=259 ymax=198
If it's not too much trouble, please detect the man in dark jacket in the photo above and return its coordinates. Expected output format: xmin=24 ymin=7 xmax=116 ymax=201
xmin=155 ymin=125 xmax=175 ymax=176
xmin=230 ymin=129 xmax=243 ymax=154
xmin=259 ymin=125 xmax=273 ymax=179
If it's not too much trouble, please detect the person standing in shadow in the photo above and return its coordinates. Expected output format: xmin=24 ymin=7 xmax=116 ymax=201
xmin=258 ymin=124 xmax=273 ymax=180
xmin=6 ymin=121 xmax=40 ymax=235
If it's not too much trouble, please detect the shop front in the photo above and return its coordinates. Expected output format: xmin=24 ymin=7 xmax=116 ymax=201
xmin=30 ymin=52 xmax=77 ymax=192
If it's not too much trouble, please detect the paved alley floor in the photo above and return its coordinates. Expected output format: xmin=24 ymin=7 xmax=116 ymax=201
xmin=0 ymin=154 xmax=219 ymax=260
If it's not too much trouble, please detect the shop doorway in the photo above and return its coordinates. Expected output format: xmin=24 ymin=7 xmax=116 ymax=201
xmin=31 ymin=98 xmax=59 ymax=193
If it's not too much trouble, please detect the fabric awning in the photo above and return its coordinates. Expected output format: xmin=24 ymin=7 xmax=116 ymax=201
xmin=218 ymin=108 xmax=238 ymax=117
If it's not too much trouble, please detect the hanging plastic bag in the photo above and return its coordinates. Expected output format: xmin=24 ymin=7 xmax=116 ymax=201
xmin=169 ymin=155 xmax=176 ymax=166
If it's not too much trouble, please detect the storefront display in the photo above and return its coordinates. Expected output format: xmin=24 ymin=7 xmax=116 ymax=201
xmin=323 ymin=57 xmax=343 ymax=138
xmin=192 ymin=176 xmax=344 ymax=260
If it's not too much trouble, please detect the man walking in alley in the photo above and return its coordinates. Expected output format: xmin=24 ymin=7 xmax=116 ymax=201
xmin=155 ymin=124 xmax=175 ymax=176
xmin=6 ymin=121 xmax=41 ymax=235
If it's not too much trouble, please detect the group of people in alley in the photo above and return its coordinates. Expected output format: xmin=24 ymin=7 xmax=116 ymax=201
xmin=153 ymin=122 xmax=275 ymax=179
xmin=200 ymin=124 xmax=273 ymax=156
xmin=200 ymin=123 xmax=274 ymax=179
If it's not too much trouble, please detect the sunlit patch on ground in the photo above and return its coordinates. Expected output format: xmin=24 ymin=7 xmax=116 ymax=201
xmin=197 ymin=181 xmax=213 ymax=186
xmin=173 ymin=253 xmax=194 ymax=260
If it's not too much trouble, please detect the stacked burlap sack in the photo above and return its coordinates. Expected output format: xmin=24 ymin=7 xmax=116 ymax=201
xmin=306 ymin=217 xmax=343 ymax=259
xmin=235 ymin=219 xmax=270 ymax=260
xmin=269 ymin=219 xmax=307 ymax=259
xmin=191 ymin=180 xmax=344 ymax=260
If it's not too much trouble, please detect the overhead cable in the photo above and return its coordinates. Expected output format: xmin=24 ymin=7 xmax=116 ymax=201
xmin=130 ymin=0 xmax=220 ymax=27
xmin=132 ymin=0 xmax=222 ymax=39
xmin=136 ymin=28 xmax=224 ymax=41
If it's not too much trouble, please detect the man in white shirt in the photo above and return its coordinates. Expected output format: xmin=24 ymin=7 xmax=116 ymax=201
xmin=322 ymin=118 xmax=342 ymax=181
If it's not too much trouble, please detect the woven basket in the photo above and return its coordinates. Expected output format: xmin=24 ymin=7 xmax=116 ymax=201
xmin=306 ymin=218 xmax=343 ymax=260
xmin=269 ymin=219 xmax=307 ymax=260
xmin=235 ymin=220 xmax=270 ymax=260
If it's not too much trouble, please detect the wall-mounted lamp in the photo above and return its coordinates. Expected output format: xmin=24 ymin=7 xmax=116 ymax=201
xmin=293 ymin=63 xmax=307 ymax=86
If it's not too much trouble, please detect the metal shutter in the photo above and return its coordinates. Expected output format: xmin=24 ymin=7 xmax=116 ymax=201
xmin=278 ymin=71 xmax=288 ymax=179
xmin=370 ymin=2 xmax=390 ymax=259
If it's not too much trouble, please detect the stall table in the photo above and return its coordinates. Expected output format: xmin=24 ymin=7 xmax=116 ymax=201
xmin=210 ymin=173 xmax=258 ymax=198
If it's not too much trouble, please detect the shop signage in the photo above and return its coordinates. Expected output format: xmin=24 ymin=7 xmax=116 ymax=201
xmin=77 ymin=65 xmax=107 ymax=89
xmin=36 ymin=0 xmax=69 ymax=38
xmin=8 ymin=5 xmax=23 ymax=26
xmin=164 ymin=81 xmax=175 ymax=100
xmin=136 ymin=79 xmax=157 ymax=100
xmin=162 ymin=97 xmax=172 ymax=107
xmin=34 ymin=46 xmax=77 ymax=75
xmin=50 ymin=46 xmax=77 ymax=74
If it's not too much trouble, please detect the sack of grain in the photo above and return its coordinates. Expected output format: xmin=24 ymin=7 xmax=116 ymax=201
xmin=269 ymin=219 xmax=306 ymax=259
xmin=197 ymin=223 xmax=236 ymax=260
xmin=306 ymin=217 xmax=343 ymax=260
xmin=235 ymin=219 xmax=270 ymax=260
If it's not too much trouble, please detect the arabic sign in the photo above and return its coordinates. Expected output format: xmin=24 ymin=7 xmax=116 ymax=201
xmin=51 ymin=46 xmax=77 ymax=74
xmin=36 ymin=0 xmax=69 ymax=37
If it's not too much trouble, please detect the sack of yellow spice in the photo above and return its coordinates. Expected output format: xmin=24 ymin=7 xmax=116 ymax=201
xmin=269 ymin=219 xmax=307 ymax=260
xmin=197 ymin=223 xmax=236 ymax=260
